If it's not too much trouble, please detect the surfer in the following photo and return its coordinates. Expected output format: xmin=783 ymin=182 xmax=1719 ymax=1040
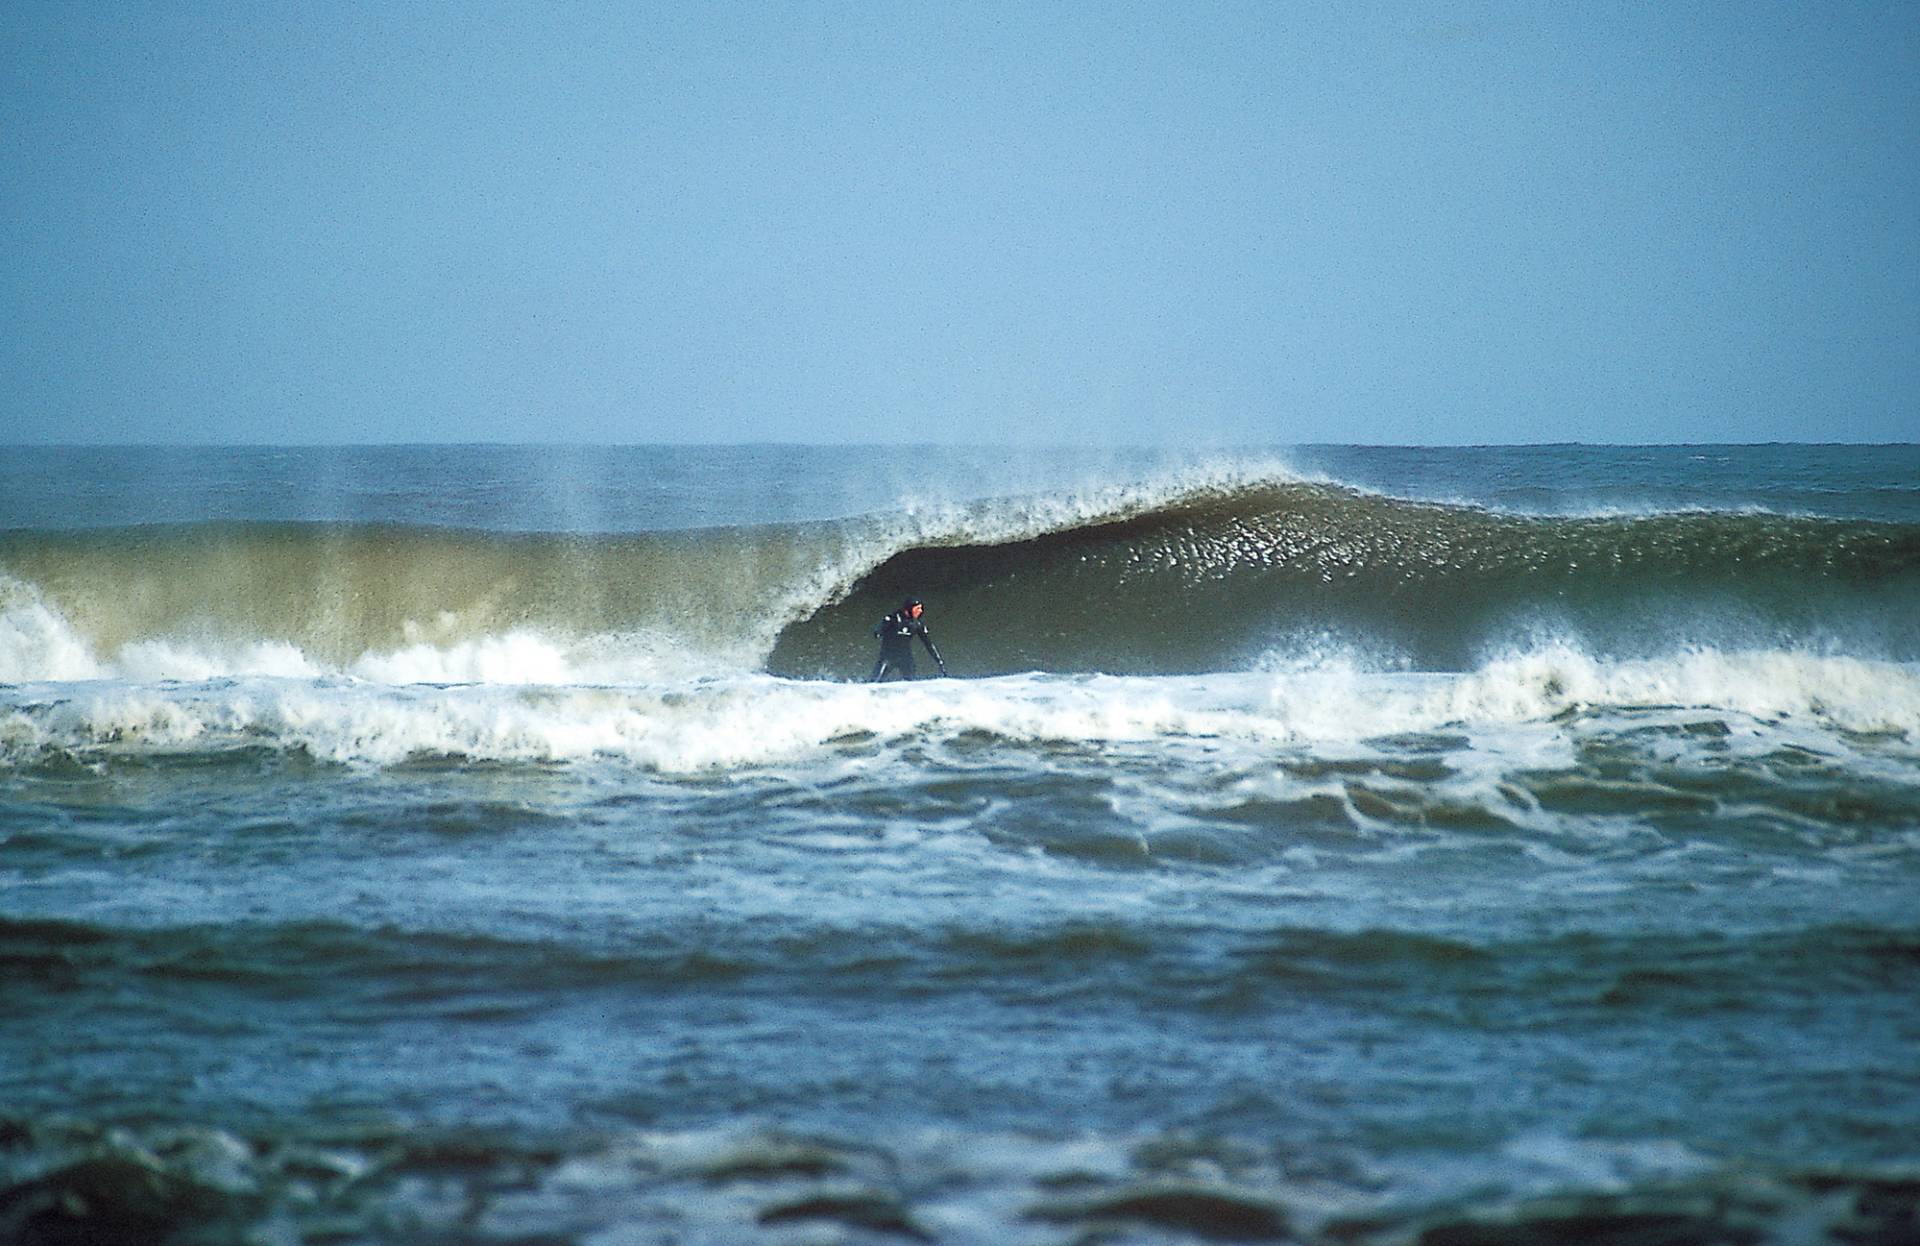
xmin=871 ymin=597 xmax=948 ymax=682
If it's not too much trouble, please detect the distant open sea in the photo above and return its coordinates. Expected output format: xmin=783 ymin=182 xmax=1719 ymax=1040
xmin=3 ymin=444 xmax=1917 ymax=1244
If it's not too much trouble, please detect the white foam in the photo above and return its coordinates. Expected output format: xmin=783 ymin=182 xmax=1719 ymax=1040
xmin=349 ymin=632 xmax=587 ymax=686
xmin=117 ymin=638 xmax=324 ymax=682
xmin=0 ymin=577 xmax=105 ymax=682
xmin=1429 ymin=645 xmax=1920 ymax=737
xmin=3 ymin=645 xmax=1914 ymax=773
xmin=0 ymin=580 xmax=748 ymax=688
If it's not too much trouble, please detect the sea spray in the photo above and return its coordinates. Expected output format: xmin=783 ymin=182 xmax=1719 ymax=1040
xmin=5 ymin=445 xmax=1918 ymax=1246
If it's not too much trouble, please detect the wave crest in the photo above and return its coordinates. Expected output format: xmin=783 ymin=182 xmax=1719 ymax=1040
xmin=4 ymin=471 xmax=1917 ymax=685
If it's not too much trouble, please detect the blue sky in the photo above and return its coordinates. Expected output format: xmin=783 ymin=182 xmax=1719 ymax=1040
xmin=3 ymin=2 xmax=1915 ymax=445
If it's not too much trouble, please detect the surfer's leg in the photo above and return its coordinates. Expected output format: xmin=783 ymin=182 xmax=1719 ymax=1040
xmin=870 ymin=658 xmax=891 ymax=682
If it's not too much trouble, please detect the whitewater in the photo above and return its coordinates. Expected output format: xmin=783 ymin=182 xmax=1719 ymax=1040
xmin=3 ymin=443 xmax=1918 ymax=1245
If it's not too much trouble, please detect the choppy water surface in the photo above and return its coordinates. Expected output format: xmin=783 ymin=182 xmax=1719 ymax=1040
xmin=3 ymin=445 xmax=1918 ymax=1244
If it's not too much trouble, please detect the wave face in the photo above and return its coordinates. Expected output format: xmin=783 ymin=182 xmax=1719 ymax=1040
xmin=775 ymin=481 xmax=1920 ymax=675
xmin=6 ymin=479 xmax=1918 ymax=684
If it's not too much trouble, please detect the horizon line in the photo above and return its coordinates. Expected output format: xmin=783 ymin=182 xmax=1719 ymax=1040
xmin=5 ymin=439 xmax=1917 ymax=451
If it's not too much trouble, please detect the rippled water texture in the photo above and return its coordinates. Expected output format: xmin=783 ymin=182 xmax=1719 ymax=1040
xmin=2 ymin=445 xmax=1917 ymax=1244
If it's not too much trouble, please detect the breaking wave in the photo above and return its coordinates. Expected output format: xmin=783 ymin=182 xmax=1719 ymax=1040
xmin=2 ymin=471 xmax=1917 ymax=687
xmin=769 ymin=481 xmax=1920 ymax=675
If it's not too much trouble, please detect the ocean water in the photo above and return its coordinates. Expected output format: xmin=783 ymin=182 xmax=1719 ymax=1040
xmin=2 ymin=444 xmax=1917 ymax=1245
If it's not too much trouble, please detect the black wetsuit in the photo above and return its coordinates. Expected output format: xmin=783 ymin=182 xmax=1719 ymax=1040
xmin=871 ymin=609 xmax=946 ymax=682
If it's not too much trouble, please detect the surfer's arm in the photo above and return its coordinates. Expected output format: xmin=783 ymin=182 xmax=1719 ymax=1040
xmin=919 ymin=629 xmax=948 ymax=676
